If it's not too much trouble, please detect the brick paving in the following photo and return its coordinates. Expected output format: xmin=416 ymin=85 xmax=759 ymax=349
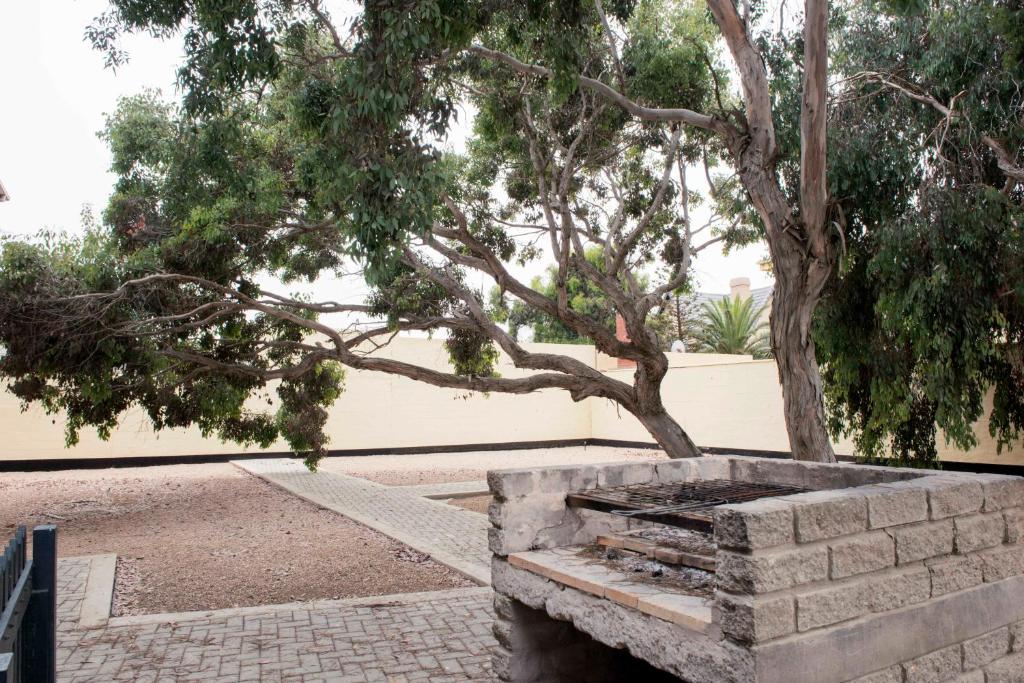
xmin=57 ymin=557 xmax=495 ymax=682
xmin=235 ymin=460 xmax=491 ymax=584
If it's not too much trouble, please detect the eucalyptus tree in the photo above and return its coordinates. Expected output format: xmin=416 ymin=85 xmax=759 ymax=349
xmin=813 ymin=0 xmax=1024 ymax=465
xmin=0 ymin=0 xmax=843 ymax=463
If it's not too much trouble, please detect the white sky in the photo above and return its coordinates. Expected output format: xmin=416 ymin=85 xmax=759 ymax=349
xmin=0 ymin=1 xmax=773 ymax=319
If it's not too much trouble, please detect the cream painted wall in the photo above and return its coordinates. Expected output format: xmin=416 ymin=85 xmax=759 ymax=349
xmin=0 ymin=338 xmax=594 ymax=462
xmin=590 ymin=360 xmax=1024 ymax=467
xmin=1 ymin=337 xmax=1021 ymax=466
xmin=591 ymin=360 xmax=825 ymax=452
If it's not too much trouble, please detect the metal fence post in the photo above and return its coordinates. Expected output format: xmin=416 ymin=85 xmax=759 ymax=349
xmin=23 ymin=525 xmax=56 ymax=683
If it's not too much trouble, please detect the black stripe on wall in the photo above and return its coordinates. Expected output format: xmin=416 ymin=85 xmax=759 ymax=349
xmin=0 ymin=438 xmax=1020 ymax=475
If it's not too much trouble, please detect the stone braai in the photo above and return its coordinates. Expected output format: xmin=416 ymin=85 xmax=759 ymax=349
xmin=486 ymin=455 xmax=1024 ymax=682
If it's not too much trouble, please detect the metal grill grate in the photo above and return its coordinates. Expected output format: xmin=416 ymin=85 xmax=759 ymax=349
xmin=566 ymin=479 xmax=808 ymax=532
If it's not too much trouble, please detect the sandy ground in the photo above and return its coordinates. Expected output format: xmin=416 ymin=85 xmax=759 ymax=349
xmin=448 ymin=495 xmax=492 ymax=514
xmin=0 ymin=463 xmax=471 ymax=616
xmin=320 ymin=445 xmax=667 ymax=486
xmin=0 ymin=447 xmax=666 ymax=615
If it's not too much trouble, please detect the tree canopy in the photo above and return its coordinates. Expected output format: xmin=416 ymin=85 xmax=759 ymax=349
xmin=815 ymin=0 xmax=1024 ymax=465
xmin=1 ymin=0 xmax=748 ymax=464
xmin=4 ymin=0 xmax=1017 ymax=467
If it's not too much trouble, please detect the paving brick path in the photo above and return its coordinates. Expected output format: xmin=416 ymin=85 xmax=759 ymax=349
xmin=57 ymin=557 xmax=495 ymax=682
xmin=235 ymin=460 xmax=491 ymax=584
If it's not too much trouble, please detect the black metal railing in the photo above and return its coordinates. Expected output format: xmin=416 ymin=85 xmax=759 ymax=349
xmin=0 ymin=525 xmax=56 ymax=683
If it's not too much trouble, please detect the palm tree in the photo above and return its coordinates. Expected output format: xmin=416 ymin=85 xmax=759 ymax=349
xmin=695 ymin=295 xmax=771 ymax=358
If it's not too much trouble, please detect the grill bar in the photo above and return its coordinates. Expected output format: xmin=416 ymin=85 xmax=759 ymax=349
xmin=566 ymin=479 xmax=808 ymax=532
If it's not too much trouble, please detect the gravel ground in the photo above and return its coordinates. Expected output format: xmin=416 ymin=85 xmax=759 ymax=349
xmin=321 ymin=446 xmax=667 ymax=486
xmin=0 ymin=463 xmax=471 ymax=616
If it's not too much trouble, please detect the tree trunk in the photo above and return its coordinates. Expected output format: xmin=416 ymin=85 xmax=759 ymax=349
xmin=770 ymin=262 xmax=837 ymax=463
xmin=634 ymin=408 xmax=702 ymax=459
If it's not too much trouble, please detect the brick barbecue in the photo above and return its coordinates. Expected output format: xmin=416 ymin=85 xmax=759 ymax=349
xmin=486 ymin=455 xmax=1024 ymax=682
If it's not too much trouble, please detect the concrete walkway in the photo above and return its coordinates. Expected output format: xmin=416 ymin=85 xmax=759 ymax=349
xmin=57 ymin=556 xmax=495 ymax=682
xmin=235 ymin=459 xmax=492 ymax=584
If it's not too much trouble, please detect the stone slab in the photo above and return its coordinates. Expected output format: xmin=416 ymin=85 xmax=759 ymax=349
xmin=506 ymin=548 xmax=713 ymax=633
xmin=77 ymin=553 xmax=116 ymax=629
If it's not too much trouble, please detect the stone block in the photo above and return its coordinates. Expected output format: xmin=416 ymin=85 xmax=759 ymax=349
xmin=901 ymin=642 xmax=962 ymax=683
xmin=487 ymin=469 xmax=535 ymax=500
xmin=781 ymin=490 xmax=868 ymax=543
xmin=491 ymin=558 xmax=548 ymax=611
xmin=693 ymin=456 xmax=731 ymax=480
xmin=866 ymin=484 xmax=930 ymax=529
xmin=890 ymin=519 xmax=954 ymax=564
xmin=976 ymin=474 xmax=1024 ymax=512
xmin=727 ymin=456 xmax=773 ymax=484
xmin=928 ymin=555 xmax=984 ymax=597
xmin=486 ymin=493 xmax=574 ymax=554
xmin=532 ymin=463 xmax=599 ymax=493
xmin=984 ymin=651 xmax=1024 ymax=683
xmin=866 ymin=565 xmax=931 ymax=613
xmin=716 ymin=546 xmax=829 ymax=594
xmin=980 ymin=546 xmax=1024 ymax=583
xmin=488 ymin=499 xmax=504 ymax=528
xmin=715 ymin=591 xmax=795 ymax=643
xmin=714 ymin=498 xmax=795 ymax=551
xmin=493 ymin=593 xmax=515 ymax=621
xmin=492 ymin=617 xmax=514 ymax=650
xmin=595 ymin=461 xmax=656 ymax=488
xmin=652 ymin=459 xmax=699 ymax=483
xmin=489 ymin=527 xmax=509 ymax=556
xmin=927 ymin=479 xmax=984 ymax=520
xmin=961 ymin=626 xmax=1010 ymax=669
xmin=830 ymin=531 xmax=895 ymax=579
xmin=955 ymin=512 xmax=1007 ymax=554
xmin=948 ymin=671 xmax=985 ymax=683
xmin=1005 ymin=508 xmax=1024 ymax=544
xmin=491 ymin=645 xmax=512 ymax=682
xmin=849 ymin=667 xmax=902 ymax=683
xmin=796 ymin=580 xmax=870 ymax=631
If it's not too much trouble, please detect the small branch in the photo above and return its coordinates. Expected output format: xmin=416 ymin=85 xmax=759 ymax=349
xmin=468 ymin=45 xmax=729 ymax=134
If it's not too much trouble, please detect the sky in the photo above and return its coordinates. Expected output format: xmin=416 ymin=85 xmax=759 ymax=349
xmin=0 ymin=1 xmax=774 ymax=321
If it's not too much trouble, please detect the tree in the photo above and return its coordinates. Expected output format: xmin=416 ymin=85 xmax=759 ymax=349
xmin=493 ymin=247 xmax=685 ymax=347
xmin=812 ymin=0 xmax=1024 ymax=465
xmin=0 ymin=0 xmax=745 ymax=464
xmin=0 ymin=0 xmax=842 ymax=463
xmin=494 ymin=248 xmax=630 ymax=345
xmin=695 ymin=295 xmax=770 ymax=358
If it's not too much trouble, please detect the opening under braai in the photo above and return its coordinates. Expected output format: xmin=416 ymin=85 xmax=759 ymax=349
xmin=566 ymin=479 xmax=809 ymax=532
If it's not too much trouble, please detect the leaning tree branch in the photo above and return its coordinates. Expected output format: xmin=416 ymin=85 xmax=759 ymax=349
xmin=467 ymin=45 xmax=731 ymax=134
xmin=854 ymin=72 xmax=1024 ymax=184
xmin=705 ymin=0 xmax=776 ymax=156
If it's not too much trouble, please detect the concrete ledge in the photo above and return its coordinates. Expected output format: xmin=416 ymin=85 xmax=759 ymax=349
xmin=78 ymin=553 xmax=117 ymax=629
xmin=106 ymin=586 xmax=493 ymax=627
xmin=405 ymin=480 xmax=490 ymax=499
xmin=753 ymin=574 xmax=1024 ymax=682
xmin=508 ymin=548 xmax=713 ymax=634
